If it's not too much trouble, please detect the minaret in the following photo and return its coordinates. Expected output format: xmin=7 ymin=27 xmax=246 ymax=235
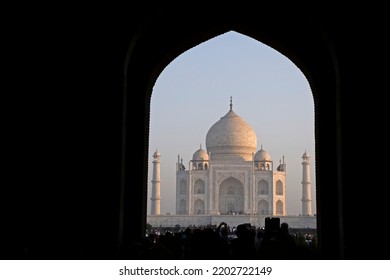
xmin=301 ymin=150 xmax=312 ymax=216
xmin=151 ymin=149 xmax=161 ymax=215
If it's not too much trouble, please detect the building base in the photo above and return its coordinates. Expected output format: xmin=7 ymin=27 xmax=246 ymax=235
xmin=147 ymin=214 xmax=316 ymax=229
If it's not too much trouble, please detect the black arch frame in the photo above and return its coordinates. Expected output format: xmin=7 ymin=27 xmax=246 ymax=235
xmin=121 ymin=8 xmax=343 ymax=259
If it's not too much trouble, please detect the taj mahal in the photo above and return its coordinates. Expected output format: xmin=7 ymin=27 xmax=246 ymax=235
xmin=147 ymin=98 xmax=316 ymax=229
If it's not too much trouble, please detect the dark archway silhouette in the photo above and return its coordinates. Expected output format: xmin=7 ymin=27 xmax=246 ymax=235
xmin=10 ymin=4 xmax=389 ymax=261
xmin=121 ymin=7 xmax=342 ymax=259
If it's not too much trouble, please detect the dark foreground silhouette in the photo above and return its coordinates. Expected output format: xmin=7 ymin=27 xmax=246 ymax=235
xmin=120 ymin=222 xmax=319 ymax=260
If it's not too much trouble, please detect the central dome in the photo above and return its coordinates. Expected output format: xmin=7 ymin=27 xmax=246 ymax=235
xmin=206 ymin=101 xmax=257 ymax=161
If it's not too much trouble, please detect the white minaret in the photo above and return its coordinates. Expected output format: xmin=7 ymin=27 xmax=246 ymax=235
xmin=301 ymin=150 xmax=312 ymax=216
xmin=151 ymin=149 xmax=161 ymax=215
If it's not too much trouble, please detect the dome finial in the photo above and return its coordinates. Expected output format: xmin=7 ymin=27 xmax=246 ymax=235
xmin=230 ymin=96 xmax=233 ymax=111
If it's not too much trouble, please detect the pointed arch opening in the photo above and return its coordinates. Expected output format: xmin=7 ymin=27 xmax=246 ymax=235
xmin=122 ymin=9 xmax=343 ymax=258
xmin=219 ymin=177 xmax=244 ymax=214
xmin=194 ymin=179 xmax=205 ymax=194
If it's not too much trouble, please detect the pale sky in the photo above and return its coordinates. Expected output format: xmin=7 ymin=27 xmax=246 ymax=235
xmin=147 ymin=31 xmax=316 ymax=216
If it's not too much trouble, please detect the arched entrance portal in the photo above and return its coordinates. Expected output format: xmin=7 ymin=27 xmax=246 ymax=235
xmin=219 ymin=177 xmax=244 ymax=214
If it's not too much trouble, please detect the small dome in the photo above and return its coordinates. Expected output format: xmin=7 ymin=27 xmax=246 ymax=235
xmin=192 ymin=145 xmax=209 ymax=161
xmin=302 ymin=150 xmax=310 ymax=159
xmin=254 ymin=146 xmax=271 ymax=161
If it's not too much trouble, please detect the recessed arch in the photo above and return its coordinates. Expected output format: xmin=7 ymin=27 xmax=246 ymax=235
xmin=276 ymin=200 xmax=284 ymax=215
xmin=258 ymin=179 xmax=269 ymax=195
xmin=194 ymin=179 xmax=205 ymax=194
xmin=194 ymin=199 xmax=205 ymax=214
xmin=258 ymin=199 xmax=269 ymax=215
xmin=179 ymin=199 xmax=186 ymax=215
xmin=179 ymin=180 xmax=187 ymax=194
xmin=276 ymin=180 xmax=284 ymax=195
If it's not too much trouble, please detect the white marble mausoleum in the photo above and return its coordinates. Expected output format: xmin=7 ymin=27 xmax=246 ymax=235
xmin=148 ymin=98 xmax=315 ymax=228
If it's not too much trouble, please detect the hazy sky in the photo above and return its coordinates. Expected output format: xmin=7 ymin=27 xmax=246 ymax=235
xmin=147 ymin=31 xmax=316 ymax=216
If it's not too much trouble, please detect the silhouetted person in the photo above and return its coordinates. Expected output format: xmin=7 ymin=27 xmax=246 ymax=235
xmin=254 ymin=228 xmax=264 ymax=251
xmin=229 ymin=223 xmax=256 ymax=259
xmin=216 ymin=222 xmax=229 ymax=241
xmin=258 ymin=222 xmax=297 ymax=259
xmin=184 ymin=227 xmax=231 ymax=259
